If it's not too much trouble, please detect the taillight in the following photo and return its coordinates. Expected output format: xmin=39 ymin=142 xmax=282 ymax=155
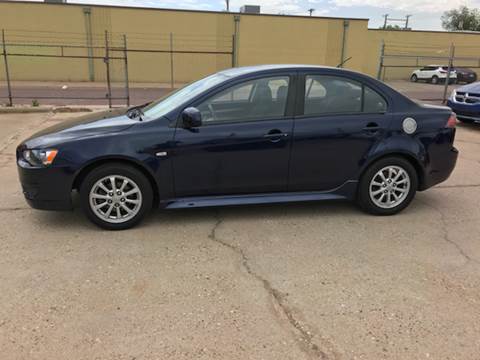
xmin=446 ymin=113 xmax=457 ymax=128
xmin=439 ymin=69 xmax=447 ymax=73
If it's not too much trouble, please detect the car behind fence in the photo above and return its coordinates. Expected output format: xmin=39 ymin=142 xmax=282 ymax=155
xmin=377 ymin=39 xmax=480 ymax=103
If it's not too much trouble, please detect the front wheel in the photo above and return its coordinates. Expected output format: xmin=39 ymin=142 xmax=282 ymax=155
xmin=80 ymin=163 xmax=153 ymax=230
xmin=410 ymin=74 xmax=418 ymax=82
xmin=357 ymin=157 xmax=418 ymax=215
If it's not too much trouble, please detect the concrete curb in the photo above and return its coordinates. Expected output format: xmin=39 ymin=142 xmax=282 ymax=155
xmin=0 ymin=106 xmax=94 ymax=114
xmin=0 ymin=106 xmax=53 ymax=114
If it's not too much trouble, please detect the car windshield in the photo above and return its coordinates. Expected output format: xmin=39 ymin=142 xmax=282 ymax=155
xmin=140 ymin=73 xmax=230 ymax=121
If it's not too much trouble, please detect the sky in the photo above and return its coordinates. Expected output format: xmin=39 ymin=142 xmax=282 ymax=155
xmin=12 ymin=0 xmax=480 ymax=30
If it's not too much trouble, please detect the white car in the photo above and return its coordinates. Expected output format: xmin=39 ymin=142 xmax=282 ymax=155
xmin=410 ymin=65 xmax=457 ymax=84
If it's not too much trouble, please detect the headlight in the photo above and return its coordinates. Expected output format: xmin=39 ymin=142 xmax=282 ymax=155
xmin=23 ymin=149 xmax=58 ymax=166
xmin=450 ymin=89 xmax=456 ymax=100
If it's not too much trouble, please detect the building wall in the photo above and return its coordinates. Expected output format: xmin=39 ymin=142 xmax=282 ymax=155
xmin=1 ymin=1 xmax=480 ymax=84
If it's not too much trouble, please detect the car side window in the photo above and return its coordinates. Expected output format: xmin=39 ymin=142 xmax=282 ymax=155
xmin=304 ymin=75 xmax=387 ymax=116
xmin=197 ymin=76 xmax=290 ymax=124
xmin=363 ymin=86 xmax=387 ymax=113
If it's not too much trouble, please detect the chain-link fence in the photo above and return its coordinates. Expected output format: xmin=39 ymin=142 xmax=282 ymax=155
xmin=0 ymin=29 xmax=234 ymax=107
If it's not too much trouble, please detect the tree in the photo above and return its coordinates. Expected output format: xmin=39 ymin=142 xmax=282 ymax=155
xmin=379 ymin=24 xmax=402 ymax=30
xmin=441 ymin=6 xmax=480 ymax=31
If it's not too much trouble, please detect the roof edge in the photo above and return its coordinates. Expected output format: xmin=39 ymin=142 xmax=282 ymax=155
xmin=0 ymin=0 xmax=369 ymax=22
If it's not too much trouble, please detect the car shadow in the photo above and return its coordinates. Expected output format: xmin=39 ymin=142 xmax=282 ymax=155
xmin=32 ymin=197 xmax=359 ymax=232
xmin=457 ymin=121 xmax=480 ymax=130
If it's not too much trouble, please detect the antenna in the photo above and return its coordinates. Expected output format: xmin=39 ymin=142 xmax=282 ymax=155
xmin=308 ymin=8 xmax=315 ymax=16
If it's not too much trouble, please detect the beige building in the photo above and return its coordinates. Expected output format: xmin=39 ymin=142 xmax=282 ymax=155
xmin=0 ymin=0 xmax=479 ymax=84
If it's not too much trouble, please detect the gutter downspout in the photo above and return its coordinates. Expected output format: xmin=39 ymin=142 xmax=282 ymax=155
xmin=83 ymin=7 xmax=95 ymax=81
xmin=233 ymin=15 xmax=240 ymax=67
xmin=339 ymin=20 xmax=349 ymax=68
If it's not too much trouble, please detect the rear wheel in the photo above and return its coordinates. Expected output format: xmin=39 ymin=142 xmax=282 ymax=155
xmin=80 ymin=163 xmax=153 ymax=230
xmin=410 ymin=74 xmax=418 ymax=82
xmin=431 ymin=75 xmax=439 ymax=84
xmin=357 ymin=157 xmax=418 ymax=215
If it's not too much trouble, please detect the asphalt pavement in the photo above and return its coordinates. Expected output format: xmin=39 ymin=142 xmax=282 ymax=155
xmin=0 ymin=111 xmax=480 ymax=359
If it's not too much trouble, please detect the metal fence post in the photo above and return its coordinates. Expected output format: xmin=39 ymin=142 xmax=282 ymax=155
xmin=123 ymin=34 xmax=130 ymax=107
xmin=169 ymin=32 xmax=174 ymax=89
xmin=231 ymin=34 xmax=236 ymax=68
xmin=1 ymin=29 xmax=13 ymax=107
xmin=376 ymin=39 xmax=385 ymax=80
xmin=104 ymin=30 xmax=112 ymax=108
xmin=442 ymin=43 xmax=455 ymax=104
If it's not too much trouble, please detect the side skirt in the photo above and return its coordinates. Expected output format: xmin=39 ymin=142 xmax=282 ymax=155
xmin=161 ymin=180 xmax=358 ymax=209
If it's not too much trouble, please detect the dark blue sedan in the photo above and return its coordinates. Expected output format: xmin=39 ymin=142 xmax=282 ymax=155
xmin=447 ymin=82 xmax=480 ymax=124
xmin=17 ymin=65 xmax=458 ymax=230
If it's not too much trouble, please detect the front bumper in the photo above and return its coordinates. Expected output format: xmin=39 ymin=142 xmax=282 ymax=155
xmin=447 ymin=100 xmax=480 ymax=123
xmin=17 ymin=159 xmax=73 ymax=210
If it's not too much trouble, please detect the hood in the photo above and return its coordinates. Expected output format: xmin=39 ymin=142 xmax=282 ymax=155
xmin=456 ymin=82 xmax=480 ymax=93
xmin=22 ymin=108 xmax=138 ymax=148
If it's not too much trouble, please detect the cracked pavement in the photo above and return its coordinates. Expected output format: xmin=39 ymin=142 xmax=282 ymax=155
xmin=1 ymin=112 xmax=480 ymax=359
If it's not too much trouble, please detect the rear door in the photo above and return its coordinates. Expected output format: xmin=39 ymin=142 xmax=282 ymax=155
xmin=288 ymin=72 xmax=391 ymax=191
xmin=420 ymin=66 xmax=436 ymax=79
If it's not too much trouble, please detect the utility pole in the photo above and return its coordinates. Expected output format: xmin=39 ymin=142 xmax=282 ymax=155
xmin=225 ymin=0 xmax=229 ymax=12
xmin=382 ymin=14 xmax=413 ymax=30
xmin=405 ymin=14 xmax=412 ymax=29
xmin=383 ymin=14 xmax=389 ymax=29
xmin=308 ymin=8 xmax=315 ymax=16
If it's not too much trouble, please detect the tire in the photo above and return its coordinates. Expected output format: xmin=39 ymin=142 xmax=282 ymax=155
xmin=80 ymin=163 xmax=153 ymax=230
xmin=431 ymin=75 xmax=439 ymax=84
xmin=357 ymin=157 xmax=418 ymax=216
xmin=410 ymin=74 xmax=418 ymax=82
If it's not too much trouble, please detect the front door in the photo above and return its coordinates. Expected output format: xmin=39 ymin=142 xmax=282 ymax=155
xmin=172 ymin=74 xmax=295 ymax=197
xmin=288 ymin=73 xmax=391 ymax=191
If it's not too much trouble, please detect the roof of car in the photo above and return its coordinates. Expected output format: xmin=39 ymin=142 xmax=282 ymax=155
xmin=218 ymin=64 xmax=337 ymax=77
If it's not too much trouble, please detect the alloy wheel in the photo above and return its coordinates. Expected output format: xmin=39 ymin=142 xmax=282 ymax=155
xmin=369 ymin=165 xmax=411 ymax=209
xmin=89 ymin=175 xmax=143 ymax=224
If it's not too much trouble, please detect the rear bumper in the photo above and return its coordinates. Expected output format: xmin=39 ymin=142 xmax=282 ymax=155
xmin=436 ymin=73 xmax=456 ymax=79
xmin=17 ymin=160 xmax=73 ymax=211
xmin=421 ymin=146 xmax=458 ymax=190
xmin=457 ymin=75 xmax=477 ymax=83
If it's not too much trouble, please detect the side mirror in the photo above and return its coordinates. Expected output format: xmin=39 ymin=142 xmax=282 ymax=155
xmin=182 ymin=107 xmax=202 ymax=128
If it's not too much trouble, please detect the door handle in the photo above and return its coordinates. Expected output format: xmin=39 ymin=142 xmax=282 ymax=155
xmin=362 ymin=122 xmax=380 ymax=132
xmin=264 ymin=130 xmax=289 ymax=142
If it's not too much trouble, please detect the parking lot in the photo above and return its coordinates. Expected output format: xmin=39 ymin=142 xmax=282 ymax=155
xmin=0 ymin=79 xmax=462 ymax=107
xmin=1 ymin=105 xmax=480 ymax=358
